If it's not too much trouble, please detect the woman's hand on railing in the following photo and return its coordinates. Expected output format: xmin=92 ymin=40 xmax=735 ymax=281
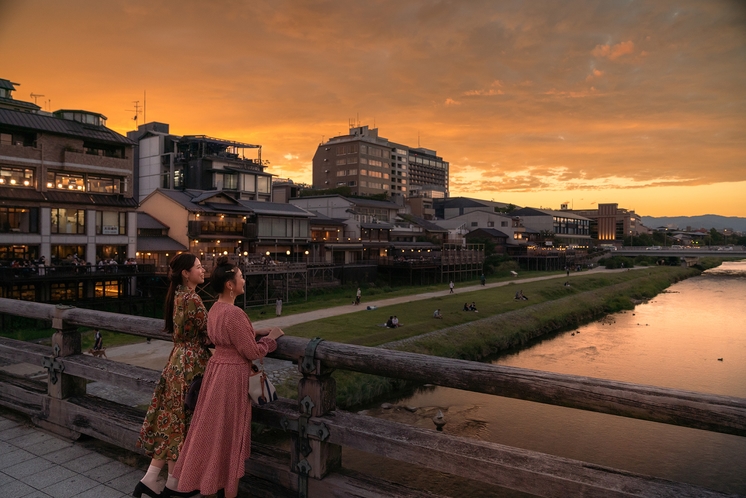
xmin=256 ymin=326 xmax=285 ymax=341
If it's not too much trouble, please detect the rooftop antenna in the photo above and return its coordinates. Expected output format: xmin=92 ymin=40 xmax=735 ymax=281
xmin=30 ymin=93 xmax=45 ymax=105
xmin=126 ymin=100 xmax=142 ymax=128
xmin=143 ymin=90 xmax=146 ymax=124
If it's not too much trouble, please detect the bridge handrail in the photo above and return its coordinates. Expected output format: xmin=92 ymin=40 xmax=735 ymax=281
xmin=0 ymin=298 xmax=742 ymax=497
xmin=1 ymin=298 xmax=743 ymax=436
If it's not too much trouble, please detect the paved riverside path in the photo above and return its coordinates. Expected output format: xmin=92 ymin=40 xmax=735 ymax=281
xmin=252 ymin=265 xmax=625 ymax=330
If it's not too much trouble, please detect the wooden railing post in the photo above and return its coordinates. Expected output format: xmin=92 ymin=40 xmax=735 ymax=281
xmin=48 ymin=305 xmax=86 ymax=399
xmin=37 ymin=305 xmax=86 ymax=439
xmin=290 ymin=338 xmax=341 ymax=495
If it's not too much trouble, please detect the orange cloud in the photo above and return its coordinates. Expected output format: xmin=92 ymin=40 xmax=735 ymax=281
xmin=444 ymin=98 xmax=461 ymax=106
xmin=585 ymin=68 xmax=604 ymax=81
xmin=592 ymin=41 xmax=635 ymax=60
xmin=464 ymin=80 xmax=504 ymax=96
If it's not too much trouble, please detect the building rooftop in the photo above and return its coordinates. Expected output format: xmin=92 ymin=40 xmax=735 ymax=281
xmin=0 ymin=108 xmax=133 ymax=145
xmin=153 ymin=189 xmax=312 ymax=217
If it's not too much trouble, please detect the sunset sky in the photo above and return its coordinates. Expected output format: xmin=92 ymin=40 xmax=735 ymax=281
xmin=1 ymin=0 xmax=745 ymax=217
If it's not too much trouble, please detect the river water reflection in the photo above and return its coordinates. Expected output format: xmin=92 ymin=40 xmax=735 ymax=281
xmin=354 ymin=261 xmax=746 ymax=496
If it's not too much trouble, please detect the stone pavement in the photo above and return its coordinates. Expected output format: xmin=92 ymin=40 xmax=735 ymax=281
xmin=0 ymin=411 xmax=151 ymax=498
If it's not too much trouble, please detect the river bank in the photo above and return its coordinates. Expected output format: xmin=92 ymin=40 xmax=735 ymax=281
xmin=330 ymin=265 xmax=705 ymax=408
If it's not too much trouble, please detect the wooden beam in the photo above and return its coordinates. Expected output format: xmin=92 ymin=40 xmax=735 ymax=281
xmin=271 ymin=337 xmax=746 ymax=437
xmin=254 ymin=400 xmax=731 ymax=498
xmin=0 ymin=337 xmax=159 ymax=395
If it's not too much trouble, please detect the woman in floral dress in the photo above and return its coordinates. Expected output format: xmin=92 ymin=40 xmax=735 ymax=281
xmin=133 ymin=253 xmax=212 ymax=498
xmin=173 ymin=256 xmax=283 ymax=498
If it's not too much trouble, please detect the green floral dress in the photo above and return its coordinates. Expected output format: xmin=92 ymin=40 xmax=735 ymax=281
xmin=136 ymin=286 xmax=212 ymax=460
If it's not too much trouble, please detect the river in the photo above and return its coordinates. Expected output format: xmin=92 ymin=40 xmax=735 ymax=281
xmin=347 ymin=261 xmax=746 ymax=496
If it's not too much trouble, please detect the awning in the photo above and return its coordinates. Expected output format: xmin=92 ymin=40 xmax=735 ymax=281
xmin=137 ymin=236 xmax=187 ymax=252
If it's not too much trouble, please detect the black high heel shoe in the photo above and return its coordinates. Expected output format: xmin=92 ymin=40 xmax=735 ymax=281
xmin=132 ymin=481 xmax=160 ymax=498
xmin=161 ymin=486 xmax=199 ymax=498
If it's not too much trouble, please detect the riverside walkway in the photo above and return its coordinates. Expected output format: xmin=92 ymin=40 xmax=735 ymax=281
xmin=254 ymin=265 xmax=630 ymax=329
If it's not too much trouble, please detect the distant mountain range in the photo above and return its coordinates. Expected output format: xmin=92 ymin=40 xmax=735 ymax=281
xmin=642 ymin=215 xmax=746 ymax=232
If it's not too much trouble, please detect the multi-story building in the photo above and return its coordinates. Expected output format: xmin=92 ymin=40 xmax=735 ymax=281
xmin=434 ymin=209 xmax=526 ymax=247
xmin=512 ymin=207 xmax=591 ymax=248
xmin=434 ymin=197 xmax=515 ymax=220
xmin=0 ymin=78 xmax=137 ymax=266
xmin=138 ymin=189 xmax=312 ymax=267
xmin=564 ymin=203 xmax=647 ymax=245
xmin=290 ymin=194 xmax=403 ymax=263
xmin=312 ymin=125 xmax=449 ymax=202
xmin=128 ymin=122 xmax=273 ymax=203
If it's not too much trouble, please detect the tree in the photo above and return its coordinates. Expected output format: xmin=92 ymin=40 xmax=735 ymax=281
xmin=494 ymin=203 xmax=517 ymax=214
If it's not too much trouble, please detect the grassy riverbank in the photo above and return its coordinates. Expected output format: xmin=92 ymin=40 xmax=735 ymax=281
xmin=322 ymin=265 xmax=706 ymax=408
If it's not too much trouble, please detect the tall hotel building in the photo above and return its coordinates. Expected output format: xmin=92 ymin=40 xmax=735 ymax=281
xmin=312 ymin=125 xmax=449 ymax=202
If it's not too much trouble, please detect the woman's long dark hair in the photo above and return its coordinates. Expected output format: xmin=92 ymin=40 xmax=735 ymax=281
xmin=211 ymin=255 xmax=237 ymax=294
xmin=164 ymin=252 xmax=198 ymax=334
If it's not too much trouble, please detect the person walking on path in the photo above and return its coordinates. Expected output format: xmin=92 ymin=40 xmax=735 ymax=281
xmin=480 ymin=274 xmax=486 ymax=286
xmin=449 ymin=281 xmax=454 ymax=293
xmin=93 ymin=329 xmax=103 ymax=351
xmin=173 ymin=256 xmax=284 ymax=498
xmin=355 ymin=287 xmax=362 ymax=305
xmin=275 ymin=298 xmax=282 ymax=316
xmin=134 ymin=253 xmax=212 ymax=498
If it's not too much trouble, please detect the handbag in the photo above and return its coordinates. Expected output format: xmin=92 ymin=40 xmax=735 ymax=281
xmin=184 ymin=375 xmax=202 ymax=411
xmin=249 ymin=358 xmax=278 ymax=405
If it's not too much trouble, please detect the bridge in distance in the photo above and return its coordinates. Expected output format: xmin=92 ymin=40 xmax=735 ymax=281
xmin=612 ymin=247 xmax=746 ymax=257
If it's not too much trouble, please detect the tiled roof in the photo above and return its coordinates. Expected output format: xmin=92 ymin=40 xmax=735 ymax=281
xmin=0 ymin=187 xmax=137 ymax=207
xmin=361 ymin=222 xmax=394 ymax=229
xmin=137 ymin=236 xmax=187 ymax=252
xmin=0 ymin=187 xmax=46 ymax=202
xmin=152 ymin=189 xmax=312 ymax=217
xmin=0 ymin=108 xmax=133 ymax=145
xmin=512 ymin=207 xmax=590 ymax=220
xmin=344 ymin=196 xmax=401 ymax=209
xmin=434 ymin=197 xmax=490 ymax=209
xmin=397 ymin=213 xmax=449 ymax=232
xmin=466 ymin=228 xmax=510 ymax=238
xmin=237 ymin=199 xmax=313 ymax=217
xmin=45 ymin=191 xmax=138 ymax=207
xmin=137 ymin=212 xmax=168 ymax=230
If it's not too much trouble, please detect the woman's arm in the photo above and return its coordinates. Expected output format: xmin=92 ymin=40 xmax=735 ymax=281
xmin=228 ymin=310 xmax=277 ymax=361
xmin=183 ymin=292 xmax=208 ymax=340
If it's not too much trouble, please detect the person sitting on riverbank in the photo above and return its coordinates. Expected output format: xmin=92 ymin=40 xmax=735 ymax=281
xmin=392 ymin=316 xmax=401 ymax=327
xmin=386 ymin=316 xmax=395 ymax=328
xmin=469 ymin=302 xmax=478 ymax=312
xmin=515 ymin=290 xmax=528 ymax=301
xmin=433 ymin=309 xmax=442 ymax=319
xmin=463 ymin=302 xmax=470 ymax=311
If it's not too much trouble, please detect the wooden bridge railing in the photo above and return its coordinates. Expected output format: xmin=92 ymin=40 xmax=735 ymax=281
xmin=0 ymin=298 xmax=743 ymax=497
